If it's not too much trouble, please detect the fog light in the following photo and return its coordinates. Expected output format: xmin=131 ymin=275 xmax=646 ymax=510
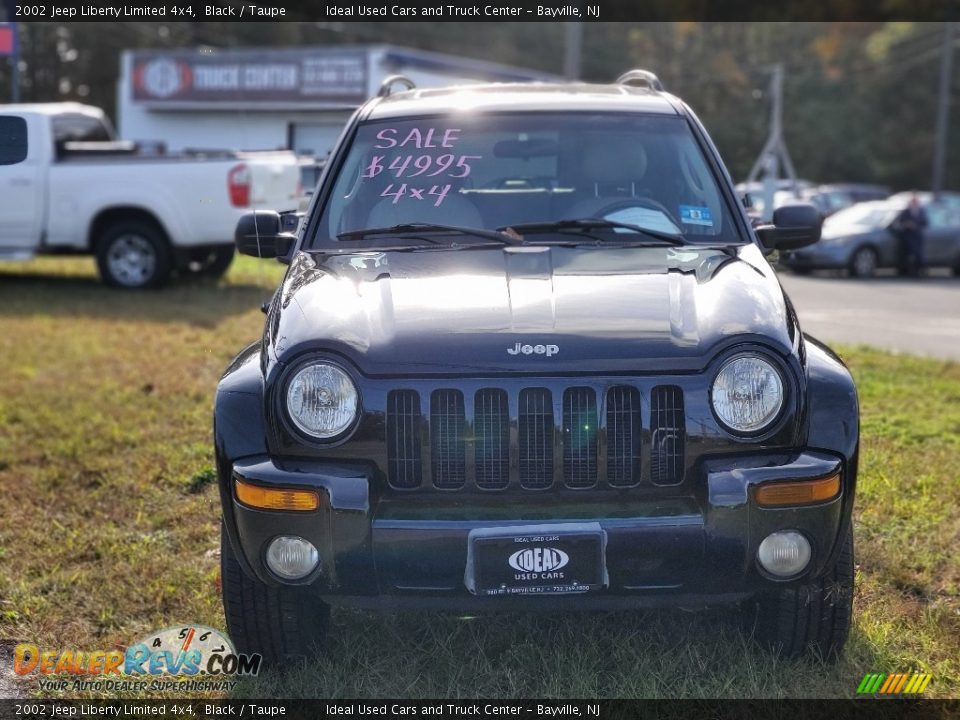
xmin=757 ymin=531 xmax=811 ymax=578
xmin=265 ymin=536 xmax=319 ymax=580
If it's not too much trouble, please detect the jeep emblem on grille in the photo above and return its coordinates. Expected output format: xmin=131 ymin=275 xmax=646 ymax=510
xmin=508 ymin=547 xmax=569 ymax=573
xmin=507 ymin=342 xmax=560 ymax=357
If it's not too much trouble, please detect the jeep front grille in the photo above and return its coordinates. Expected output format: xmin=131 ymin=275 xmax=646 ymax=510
xmin=384 ymin=384 xmax=685 ymax=491
xmin=518 ymin=388 xmax=554 ymax=489
xmin=386 ymin=390 xmax=423 ymax=489
xmin=606 ymin=386 xmax=641 ymax=487
xmin=562 ymin=388 xmax=598 ymax=489
xmin=474 ymin=389 xmax=509 ymax=490
xmin=650 ymin=385 xmax=685 ymax=485
xmin=430 ymin=390 xmax=466 ymax=489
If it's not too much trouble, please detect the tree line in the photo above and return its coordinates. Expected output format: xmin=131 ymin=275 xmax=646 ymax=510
xmin=1 ymin=21 xmax=956 ymax=190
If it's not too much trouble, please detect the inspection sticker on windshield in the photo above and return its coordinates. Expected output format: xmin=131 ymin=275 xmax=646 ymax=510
xmin=680 ymin=205 xmax=713 ymax=227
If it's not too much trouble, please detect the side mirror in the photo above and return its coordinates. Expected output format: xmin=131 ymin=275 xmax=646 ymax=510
xmin=235 ymin=211 xmax=296 ymax=260
xmin=755 ymin=203 xmax=822 ymax=251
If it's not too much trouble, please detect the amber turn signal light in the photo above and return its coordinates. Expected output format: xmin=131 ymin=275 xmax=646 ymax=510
xmin=756 ymin=473 xmax=841 ymax=507
xmin=235 ymin=478 xmax=320 ymax=511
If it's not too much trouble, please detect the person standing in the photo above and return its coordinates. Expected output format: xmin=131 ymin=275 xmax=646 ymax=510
xmin=893 ymin=195 xmax=929 ymax=277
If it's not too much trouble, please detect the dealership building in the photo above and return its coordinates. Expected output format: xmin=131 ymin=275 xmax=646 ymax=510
xmin=117 ymin=45 xmax=555 ymax=157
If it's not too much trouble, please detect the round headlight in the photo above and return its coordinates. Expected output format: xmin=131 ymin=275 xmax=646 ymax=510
xmin=286 ymin=362 xmax=358 ymax=439
xmin=711 ymin=355 xmax=784 ymax=433
xmin=265 ymin=536 xmax=319 ymax=580
xmin=757 ymin=531 xmax=811 ymax=578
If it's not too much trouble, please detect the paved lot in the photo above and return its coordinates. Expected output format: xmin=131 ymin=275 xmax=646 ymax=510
xmin=778 ymin=270 xmax=960 ymax=360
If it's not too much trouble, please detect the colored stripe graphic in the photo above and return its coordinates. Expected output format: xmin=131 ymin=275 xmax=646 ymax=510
xmin=858 ymin=674 xmax=876 ymax=693
xmin=894 ymin=674 xmax=909 ymax=693
xmin=857 ymin=672 xmax=931 ymax=695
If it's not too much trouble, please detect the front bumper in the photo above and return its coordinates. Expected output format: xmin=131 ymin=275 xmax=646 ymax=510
xmin=223 ymin=450 xmax=846 ymax=608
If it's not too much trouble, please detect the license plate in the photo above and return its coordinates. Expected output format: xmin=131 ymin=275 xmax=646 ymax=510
xmin=467 ymin=524 xmax=606 ymax=596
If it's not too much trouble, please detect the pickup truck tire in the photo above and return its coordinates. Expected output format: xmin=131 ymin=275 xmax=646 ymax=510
xmin=182 ymin=245 xmax=235 ymax=278
xmin=744 ymin=525 xmax=854 ymax=660
xmin=220 ymin=523 xmax=329 ymax=664
xmin=95 ymin=220 xmax=173 ymax=289
xmin=198 ymin=245 xmax=235 ymax=278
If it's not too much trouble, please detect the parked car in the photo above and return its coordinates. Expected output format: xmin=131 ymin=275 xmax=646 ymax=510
xmin=215 ymin=70 xmax=858 ymax=662
xmin=0 ymin=103 xmax=301 ymax=287
xmin=888 ymin=190 xmax=960 ymax=211
xmin=740 ymin=182 xmax=891 ymax=221
xmin=802 ymin=183 xmax=891 ymax=217
xmin=780 ymin=198 xmax=960 ymax=277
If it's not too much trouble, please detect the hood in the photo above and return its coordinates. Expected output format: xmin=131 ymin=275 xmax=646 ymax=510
xmin=270 ymin=243 xmax=795 ymax=376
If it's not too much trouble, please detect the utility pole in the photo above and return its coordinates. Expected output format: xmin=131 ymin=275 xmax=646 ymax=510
xmin=746 ymin=63 xmax=799 ymax=220
xmin=563 ymin=23 xmax=582 ymax=81
xmin=11 ymin=24 xmax=19 ymax=103
xmin=932 ymin=22 xmax=955 ymax=198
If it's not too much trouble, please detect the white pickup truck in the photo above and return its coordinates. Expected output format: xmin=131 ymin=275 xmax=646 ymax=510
xmin=0 ymin=103 xmax=301 ymax=288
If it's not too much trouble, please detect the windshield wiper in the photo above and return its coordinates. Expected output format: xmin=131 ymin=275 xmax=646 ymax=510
xmin=500 ymin=218 xmax=686 ymax=246
xmin=337 ymin=222 xmax=522 ymax=245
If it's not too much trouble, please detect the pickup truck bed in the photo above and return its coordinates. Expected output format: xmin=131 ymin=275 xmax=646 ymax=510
xmin=0 ymin=102 xmax=301 ymax=287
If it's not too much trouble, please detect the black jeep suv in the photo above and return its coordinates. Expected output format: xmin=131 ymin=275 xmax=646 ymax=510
xmin=215 ymin=71 xmax=858 ymax=661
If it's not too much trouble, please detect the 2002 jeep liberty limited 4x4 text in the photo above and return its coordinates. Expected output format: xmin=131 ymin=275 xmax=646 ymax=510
xmin=215 ymin=70 xmax=858 ymax=662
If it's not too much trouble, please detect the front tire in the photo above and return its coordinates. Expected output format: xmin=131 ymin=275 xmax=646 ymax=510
xmin=849 ymin=246 xmax=878 ymax=278
xmin=95 ymin=220 xmax=173 ymax=289
xmin=183 ymin=245 xmax=236 ymax=278
xmin=744 ymin=526 xmax=854 ymax=660
xmin=220 ymin=523 xmax=329 ymax=664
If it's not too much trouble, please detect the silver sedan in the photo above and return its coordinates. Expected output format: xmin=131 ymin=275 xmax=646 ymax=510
xmin=780 ymin=200 xmax=960 ymax=277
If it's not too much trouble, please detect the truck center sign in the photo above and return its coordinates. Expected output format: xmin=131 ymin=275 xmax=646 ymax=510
xmin=130 ymin=48 xmax=368 ymax=107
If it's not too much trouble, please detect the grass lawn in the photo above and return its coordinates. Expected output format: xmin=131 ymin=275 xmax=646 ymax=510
xmin=0 ymin=256 xmax=957 ymax=699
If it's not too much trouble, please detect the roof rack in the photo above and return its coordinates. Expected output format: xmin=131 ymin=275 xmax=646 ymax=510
xmin=377 ymin=75 xmax=416 ymax=97
xmin=616 ymin=69 xmax=664 ymax=92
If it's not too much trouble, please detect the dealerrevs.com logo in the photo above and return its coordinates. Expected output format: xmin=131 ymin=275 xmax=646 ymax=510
xmin=14 ymin=625 xmax=260 ymax=693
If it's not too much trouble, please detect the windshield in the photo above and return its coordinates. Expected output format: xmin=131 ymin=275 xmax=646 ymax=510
xmin=310 ymin=112 xmax=743 ymax=248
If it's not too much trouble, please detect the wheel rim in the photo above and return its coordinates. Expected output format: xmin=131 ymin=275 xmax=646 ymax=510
xmin=852 ymin=249 xmax=875 ymax=277
xmin=106 ymin=234 xmax=156 ymax=286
